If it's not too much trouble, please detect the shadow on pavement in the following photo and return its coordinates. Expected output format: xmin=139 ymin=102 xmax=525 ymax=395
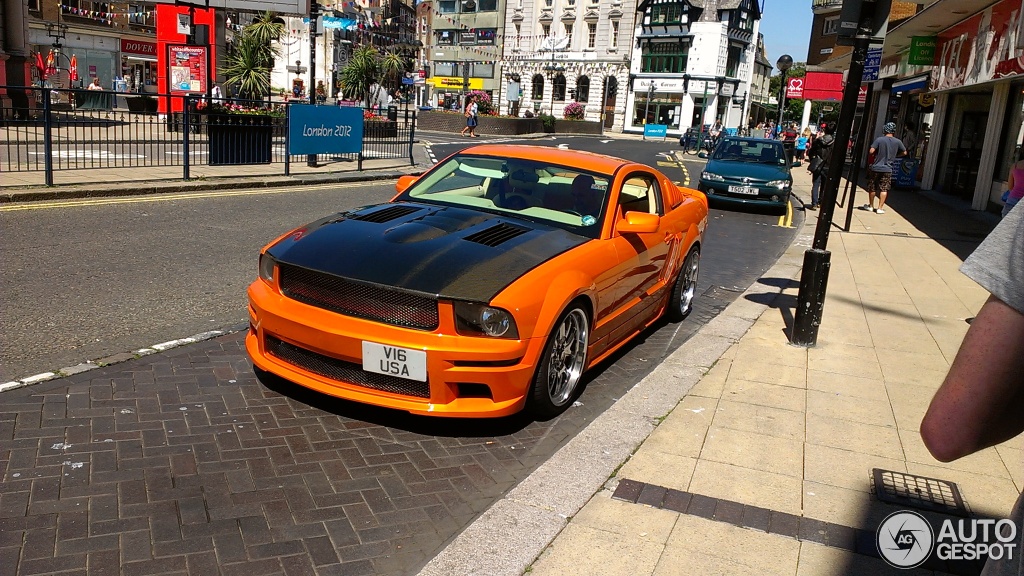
xmin=869 ymin=188 xmax=995 ymax=262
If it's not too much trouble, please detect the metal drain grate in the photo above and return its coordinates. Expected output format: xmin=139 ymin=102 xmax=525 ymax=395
xmin=892 ymin=231 xmax=911 ymax=237
xmin=702 ymin=285 xmax=744 ymax=299
xmin=872 ymin=468 xmax=969 ymax=517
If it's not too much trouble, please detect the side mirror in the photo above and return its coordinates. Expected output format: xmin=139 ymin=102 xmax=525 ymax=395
xmin=698 ymin=152 xmax=708 ymax=159
xmin=395 ymin=174 xmax=418 ymax=194
xmin=617 ymin=211 xmax=660 ymax=234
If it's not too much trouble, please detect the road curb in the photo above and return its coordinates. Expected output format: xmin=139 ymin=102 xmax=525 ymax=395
xmin=416 ymin=197 xmax=815 ymax=576
xmin=0 ymin=166 xmax=433 ymax=204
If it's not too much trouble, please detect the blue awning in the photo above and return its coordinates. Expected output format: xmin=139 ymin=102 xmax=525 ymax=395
xmin=891 ymin=74 xmax=929 ymax=94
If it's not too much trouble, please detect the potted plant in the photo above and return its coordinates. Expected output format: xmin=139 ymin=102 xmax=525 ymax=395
xmin=363 ymin=109 xmax=397 ymax=138
xmin=212 ymin=12 xmax=284 ymax=165
xmin=563 ymin=101 xmax=586 ymax=121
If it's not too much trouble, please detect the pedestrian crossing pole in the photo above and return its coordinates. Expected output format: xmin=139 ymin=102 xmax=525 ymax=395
xmin=307 ymin=0 xmax=320 ymax=167
xmin=791 ymin=0 xmax=890 ymax=346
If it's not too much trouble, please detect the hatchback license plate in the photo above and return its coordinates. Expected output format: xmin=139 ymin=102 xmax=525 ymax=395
xmin=362 ymin=342 xmax=427 ymax=382
xmin=728 ymin=185 xmax=758 ymax=195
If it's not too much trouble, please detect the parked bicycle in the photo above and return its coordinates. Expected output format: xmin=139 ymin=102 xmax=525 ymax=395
xmin=680 ymin=127 xmax=720 ymax=155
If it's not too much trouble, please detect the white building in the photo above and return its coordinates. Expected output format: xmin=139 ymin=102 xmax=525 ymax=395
xmin=497 ymin=0 xmax=635 ymax=131
xmin=623 ymin=0 xmax=761 ymax=135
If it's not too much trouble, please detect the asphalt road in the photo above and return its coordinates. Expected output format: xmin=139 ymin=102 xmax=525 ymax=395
xmin=0 ymin=137 xmax=802 ymax=575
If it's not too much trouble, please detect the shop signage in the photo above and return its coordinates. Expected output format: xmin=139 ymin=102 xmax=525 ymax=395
xmin=786 ymin=77 xmax=803 ymax=99
xmin=908 ymin=36 xmax=936 ymax=66
xmin=632 ymin=78 xmax=686 ymax=92
xmin=857 ymin=85 xmax=868 ymax=104
xmin=427 ymin=76 xmax=483 ymax=90
xmin=288 ymin=104 xmax=363 ymax=155
xmin=166 ymin=45 xmax=207 ymax=93
xmin=934 ymin=0 xmax=1024 ymax=91
xmin=643 ymin=123 xmax=668 ymax=138
xmin=121 ymin=39 xmax=157 ymax=57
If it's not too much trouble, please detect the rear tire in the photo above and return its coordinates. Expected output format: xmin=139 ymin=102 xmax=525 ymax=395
xmin=667 ymin=246 xmax=700 ymax=322
xmin=527 ymin=305 xmax=590 ymax=419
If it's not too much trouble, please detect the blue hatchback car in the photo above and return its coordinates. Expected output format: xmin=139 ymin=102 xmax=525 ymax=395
xmin=696 ymin=137 xmax=793 ymax=213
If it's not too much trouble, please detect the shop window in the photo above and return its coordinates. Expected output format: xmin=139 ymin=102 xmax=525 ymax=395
xmin=476 ymin=29 xmax=496 ymax=45
xmin=472 ymin=63 xmax=494 ymax=78
xmin=435 ymin=61 xmax=457 ymax=77
xmin=996 ymin=83 xmax=1024 ymax=180
xmin=577 ymin=76 xmax=590 ymax=102
xmin=532 ymin=74 xmax=544 ymax=99
xmin=553 ymin=73 xmax=566 ymax=101
xmin=460 ymin=31 xmax=477 ymax=44
xmin=128 ymin=4 xmax=153 ymax=26
xmin=587 ymin=23 xmax=596 ymax=48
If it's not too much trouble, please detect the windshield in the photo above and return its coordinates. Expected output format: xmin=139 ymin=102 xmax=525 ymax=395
xmin=399 ymin=155 xmax=612 ymax=238
xmin=713 ymin=139 xmax=787 ymax=166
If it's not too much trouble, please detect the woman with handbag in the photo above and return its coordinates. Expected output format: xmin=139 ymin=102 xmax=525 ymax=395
xmin=460 ymin=95 xmax=479 ymax=137
xmin=806 ymin=123 xmax=835 ymax=210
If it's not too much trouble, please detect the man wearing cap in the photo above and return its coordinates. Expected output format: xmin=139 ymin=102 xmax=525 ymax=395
xmin=862 ymin=122 xmax=907 ymax=214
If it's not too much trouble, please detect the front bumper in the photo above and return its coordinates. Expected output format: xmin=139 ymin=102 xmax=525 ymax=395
xmin=247 ymin=280 xmax=544 ymax=418
xmin=698 ymin=180 xmax=791 ymax=207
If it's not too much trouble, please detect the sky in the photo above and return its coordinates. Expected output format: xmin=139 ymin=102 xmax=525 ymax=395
xmin=757 ymin=0 xmax=814 ymax=73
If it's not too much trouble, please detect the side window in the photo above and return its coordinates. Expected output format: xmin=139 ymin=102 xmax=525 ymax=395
xmin=619 ymin=174 xmax=663 ymax=215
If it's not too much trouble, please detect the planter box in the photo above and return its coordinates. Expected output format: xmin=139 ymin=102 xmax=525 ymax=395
xmin=208 ymin=115 xmax=275 ymax=165
xmin=125 ymin=96 xmax=158 ymax=114
xmin=365 ymin=121 xmax=398 ymax=138
xmin=417 ymin=110 xmax=543 ymax=136
xmin=554 ymin=119 xmax=603 ymax=135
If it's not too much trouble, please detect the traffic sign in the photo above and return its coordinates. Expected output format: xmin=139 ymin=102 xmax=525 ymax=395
xmin=863 ymin=47 xmax=881 ymax=81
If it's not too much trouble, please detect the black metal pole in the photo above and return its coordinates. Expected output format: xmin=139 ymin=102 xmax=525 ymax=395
xmin=183 ymin=94 xmax=191 ymax=180
xmin=43 ymin=88 xmax=53 ymax=186
xmin=844 ymin=84 xmax=873 ymax=232
xmin=791 ymin=34 xmax=871 ymax=346
xmin=776 ymin=70 xmax=787 ymax=137
xmin=307 ymin=1 xmax=319 ymax=167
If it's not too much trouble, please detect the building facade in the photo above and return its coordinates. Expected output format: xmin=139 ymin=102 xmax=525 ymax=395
xmin=497 ymin=0 xmax=634 ymax=130
xmin=423 ymin=0 xmax=506 ymax=110
xmin=622 ymin=0 xmax=761 ymax=136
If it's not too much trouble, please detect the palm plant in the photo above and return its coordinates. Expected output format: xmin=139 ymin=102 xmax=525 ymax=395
xmin=221 ymin=11 xmax=283 ymax=101
xmin=338 ymin=45 xmax=406 ymax=108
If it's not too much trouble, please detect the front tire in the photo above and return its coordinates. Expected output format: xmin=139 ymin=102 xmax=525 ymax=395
xmin=527 ymin=305 xmax=590 ymax=419
xmin=667 ymin=246 xmax=700 ymax=322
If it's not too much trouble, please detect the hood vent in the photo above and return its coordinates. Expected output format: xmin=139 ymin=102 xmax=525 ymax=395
xmin=352 ymin=205 xmax=421 ymax=223
xmin=464 ymin=222 xmax=530 ymax=247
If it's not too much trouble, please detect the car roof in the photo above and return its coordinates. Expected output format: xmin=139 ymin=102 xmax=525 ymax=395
xmin=455 ymin=145 xmax=634 ymax=175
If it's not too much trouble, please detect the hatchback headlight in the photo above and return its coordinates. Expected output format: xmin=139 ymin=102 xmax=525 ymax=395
xmin=766 ymin=179 xmax=790 ymax=190
xmin=259 ymin=253 xmax=277 ymax=285
xmin=454 ymin=302 xmax=519 ymax=338
xmin=702 ymin=171 xmax=724 ymax=182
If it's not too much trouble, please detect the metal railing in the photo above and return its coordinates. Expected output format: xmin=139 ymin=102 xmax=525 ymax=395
xmin=0 ymin=86 xmax=416 ymax=185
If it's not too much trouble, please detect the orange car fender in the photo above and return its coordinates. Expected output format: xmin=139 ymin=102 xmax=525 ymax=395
xmin=491 ymin=268 xmax=597 ymax=342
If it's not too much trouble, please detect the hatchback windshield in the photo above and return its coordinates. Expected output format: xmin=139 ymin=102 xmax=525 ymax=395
xmin=399 ymin=155 xmax=612 ymax=238
xmin=713 ymin=139 xmax=787 ymax=166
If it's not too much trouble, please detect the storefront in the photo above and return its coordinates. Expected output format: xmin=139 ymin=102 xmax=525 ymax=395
xmin=915 ymin=0 xmax=1024 ymax=212
xmin=120 ymin=38 xmax=158 ymax=93
xmin=623 ymin=76 xmax=738 ymax=135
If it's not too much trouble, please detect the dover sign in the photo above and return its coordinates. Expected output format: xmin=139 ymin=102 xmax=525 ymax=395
xmin=288 ymin=105 xmax=364 ymax=155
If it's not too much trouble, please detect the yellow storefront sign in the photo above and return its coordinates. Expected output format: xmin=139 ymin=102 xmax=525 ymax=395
xmin=427 ymin=76 xmax=484 ymax=90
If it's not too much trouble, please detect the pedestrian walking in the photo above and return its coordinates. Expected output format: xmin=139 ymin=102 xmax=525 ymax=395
xmin=806 ymin=123 xmax=835 ymax=210
xmin=795 ymin=128 xmax=811 ymax=162
xmin=861 ymin=122 xmax=906 ymax=214
xmin=460 ymin=95 xmax=479 ymax=137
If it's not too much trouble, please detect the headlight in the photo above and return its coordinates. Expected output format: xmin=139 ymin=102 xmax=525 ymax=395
xmin=766 ymin=179 xmax=790 ymax=190
xmin=259 ymin=253 xmax=277 ymax=285
xmin=454 ymin=302 xmax=519 ymax=338
xmin=701 ymin=171 xmax=724 ymax=182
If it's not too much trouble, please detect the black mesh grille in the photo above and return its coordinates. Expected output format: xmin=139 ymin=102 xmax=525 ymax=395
xmin=265 ymin=335 xmax=430 ymax=398
xmin=351 ymin=205 xmax=421 ymax=223
xmin=279 ymin=264 xmax=439 ymax=330
xmin=464 ymin=223 xmax=530 ymax=247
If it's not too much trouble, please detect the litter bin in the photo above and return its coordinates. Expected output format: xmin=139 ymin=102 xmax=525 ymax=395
xmin=781 ymin=140 xmax=796 ymax=166
xmin=387 ymin=104 xmax=398 ymax=122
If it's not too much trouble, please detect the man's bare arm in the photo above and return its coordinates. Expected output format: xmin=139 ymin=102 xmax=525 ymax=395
xmin=921 ymin=295 xmax=1024 ymax=462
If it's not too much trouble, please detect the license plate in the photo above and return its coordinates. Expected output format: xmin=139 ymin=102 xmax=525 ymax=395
xmin=362 ymin=342 xmax=427 ymax=382
xmin=728 ymin=185 xmax=758 ymax=195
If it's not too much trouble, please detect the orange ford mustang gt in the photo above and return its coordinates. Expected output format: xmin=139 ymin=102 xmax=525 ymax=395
xmin=247 ymin=146 xmax=708 ymax=418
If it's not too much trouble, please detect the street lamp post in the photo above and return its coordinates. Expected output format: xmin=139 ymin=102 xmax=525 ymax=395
xmin=775 ymin=54 xmax=792 ymax=138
